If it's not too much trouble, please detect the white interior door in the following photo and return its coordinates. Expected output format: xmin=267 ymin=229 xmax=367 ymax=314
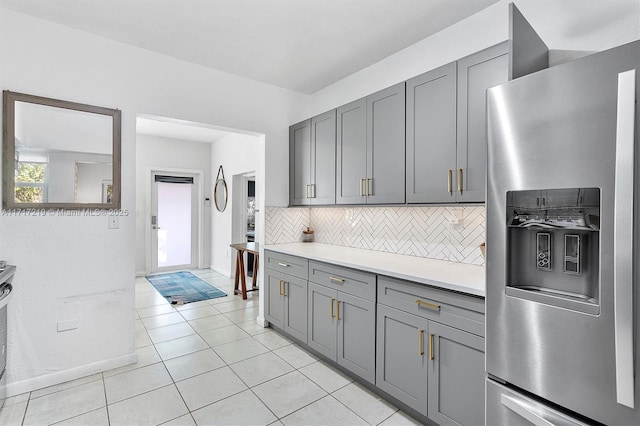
xmin=151 ymin=173 xmax=199 ymax=273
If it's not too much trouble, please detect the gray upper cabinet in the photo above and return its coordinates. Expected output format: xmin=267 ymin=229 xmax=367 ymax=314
xmin=366 ymin=83 xmax=406 ymax=204
xmin=456 ymin=42 xmax=509 ymax=203
xmin=407 ymin=42 xmax=509 ymax=204
xmin=295 ymin=42 xmax=516 ymax=206
xmin=289 ymin=119 xmax=311 ymax=206
xmin=336 ymin=98 xmax=367 ymax=204
xmin=310 ymin=110 xmax=337 ymax=205
xmin=406 ymin=62 xmax=457 ymax=203
xmin=427 ymin=322 xmax=485 ymax=426
xmin=289 ymin=110 xmax=336 ymax=206
xmin=336 ymin=83 xmax=406 ymax=205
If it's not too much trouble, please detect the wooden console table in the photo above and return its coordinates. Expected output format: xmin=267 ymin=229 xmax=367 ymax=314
xmin=230 ymin=242 xmax=259 ymax=299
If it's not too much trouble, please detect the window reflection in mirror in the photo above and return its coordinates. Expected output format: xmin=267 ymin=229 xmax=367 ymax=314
xmin=3 ymin=91 xmax=121 ymax=209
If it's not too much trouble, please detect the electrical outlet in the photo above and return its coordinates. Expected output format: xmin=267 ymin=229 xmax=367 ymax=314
xmin=108 ymin=215 xmax=119 ymax=229
xmin=346 ymin=209 xmax=354 ymax=221
xmin=449 ymin=209 xmax=464 ymax=227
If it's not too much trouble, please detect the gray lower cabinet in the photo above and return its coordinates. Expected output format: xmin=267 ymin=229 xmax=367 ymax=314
xmin=307 ymin=282 xmax=337 ymax=358
xmin=377 ymin=276 xmax=485 ymax=425
xmin=266 ymin=251 xmax=485 ymax=424
xmin=427 ymin=321 xmax=485 ymax=426
xmin=376 ymin=304 xmax=428 ymax=413
xmin=307 ymin=282 xmax=376 ymax=384
xmin=265 ymin=268 xmax=308 ymax=343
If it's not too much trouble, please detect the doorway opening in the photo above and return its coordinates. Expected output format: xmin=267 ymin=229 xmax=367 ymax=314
xmin=149 ymin=170 xmax=201 ymax=274
xmin=231 ymin=173 xmax=256 ymax=278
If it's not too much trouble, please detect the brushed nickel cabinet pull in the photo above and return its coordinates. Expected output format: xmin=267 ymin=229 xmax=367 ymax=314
xmin=279 ymin=280 xmax=284 ymax=296
xmin=277 ymin=262 xmax=289 ymax=267
xmin=336 ymin=300 xmax=341 ymax=320
xmin=360 ymin=178 xmax=365 ymax=197
xmin=416 ymin=299 xmax=441 ymax=311
xmin=419 ymin=329 xmax=424 ymax=356
xmin=311 ymin=184 xmax=316 ymax=198
xmin=429 ymin=333 xmax=435 ymax=360
xmin=330 ymin=298 xmax=335 ymax=318
xmin=447 ymin=170 xmax=453 ymax=194
xmin=458 ymin=168 xmax=463 ymax=194
xmin=329 ymin=276 xmax=345 ymax=283
xmin=282 ymin=281 xmax=287 ymax=297
xmin=306 ymin=184 xmax=310 ymax=198
xmin=367 ymin=178 xmax=372 ymax=196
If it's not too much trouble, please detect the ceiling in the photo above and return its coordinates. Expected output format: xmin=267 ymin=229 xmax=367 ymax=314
xmin=0 ymin=0 xmax=502 ymax=94
xmin=136 ymin=116 xmax=235 ymax=143
xmin=2 ymin=0 xmax=637 ymax=142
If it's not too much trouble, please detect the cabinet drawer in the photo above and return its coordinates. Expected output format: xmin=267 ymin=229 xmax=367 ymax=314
xmin=309 ymin=261 xmax=376 ymax=301
xmin=378 ymin=276 xmax=485 ymax=337
xmin=264 ymin=250 xmax=308 ymax=280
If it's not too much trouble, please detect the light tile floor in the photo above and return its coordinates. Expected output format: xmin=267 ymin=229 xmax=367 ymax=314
xmin=0 ymin=269 xmax=423 ymax=426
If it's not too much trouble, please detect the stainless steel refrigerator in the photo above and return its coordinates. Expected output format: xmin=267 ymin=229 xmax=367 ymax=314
xmin=486 ymin=40 xmax=640 ymax=425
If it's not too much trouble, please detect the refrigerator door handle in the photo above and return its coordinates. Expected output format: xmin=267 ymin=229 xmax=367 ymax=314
xmin=500 ymin=394 xmax=588 ymax=426
xmin=613 ymin=68 xmax=636 ymax=409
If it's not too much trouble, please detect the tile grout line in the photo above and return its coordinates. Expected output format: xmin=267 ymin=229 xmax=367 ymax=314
xmin=101 ymin=372 xmax=111 ymax=426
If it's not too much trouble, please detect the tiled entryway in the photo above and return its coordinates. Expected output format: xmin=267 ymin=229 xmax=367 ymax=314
xmin=0 ymin=270 xmax=422 ymax=425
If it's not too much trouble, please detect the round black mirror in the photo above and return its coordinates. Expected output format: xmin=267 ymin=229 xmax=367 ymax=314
xmin=214 ymin=166 xmax=228 ymax=212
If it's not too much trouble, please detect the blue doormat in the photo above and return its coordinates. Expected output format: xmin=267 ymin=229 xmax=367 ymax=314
xmin=146 ymin=271 xmax=227 ymax=304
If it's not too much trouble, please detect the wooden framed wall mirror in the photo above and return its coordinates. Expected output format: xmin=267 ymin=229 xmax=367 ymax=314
xmin=2 ymin=91 xmax=121 ymax=210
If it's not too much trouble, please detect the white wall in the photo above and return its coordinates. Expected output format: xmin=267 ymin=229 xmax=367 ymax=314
xmin=0 ymin=7 xmax=305 ymax=395
xmin=75 ymin=161 xmax=112 ymax=203
xmin=135 ymin=134 xmax=213 ymax=275
xmin=210 ymin=133 xmax=261 ymax=277
xmin=48 ymin=152 xmax=112 ymax=203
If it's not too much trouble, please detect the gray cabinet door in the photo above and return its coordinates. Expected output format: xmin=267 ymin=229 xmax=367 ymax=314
xmin=376 ymin=304 xmax=428 ymax=414
xmin=310 ymin=110 xmax=336 ymax=205
xmin=289 ymin=119 xmax=311 ymax=206
xmin=283 ymin=275 xmax=308 ymax=343
xmin=456 ymin=42 xmax=509 ymax=202
xmin=427 ymin=321 xmax=485 ymax=426
xmin=307 ymin=282 xmax=337 ymax=360
xmin=406 ymin=62 xmax=457 ymax=203
xmin=336 ymin=292 xmax=376 ymax=384
xmin=265 ymin=270 xmax=285 ymax=329
xmin=336 ymin=98 xmax=367 ymax=204
xmin=367 ymin=82 xmax=406 ymax=204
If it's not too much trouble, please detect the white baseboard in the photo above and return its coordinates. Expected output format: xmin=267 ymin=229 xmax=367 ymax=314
xmin=136 ymin=270 xmax=146 ymax=277
xmin=6 ymin=352 xmax=138 ymax=397
xmin=256 ymin=315 xmax=268 ymax=327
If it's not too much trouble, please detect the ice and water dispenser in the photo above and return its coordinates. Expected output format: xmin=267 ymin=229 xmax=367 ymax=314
xmin=506 ymin=188 xmax=600 ymax=314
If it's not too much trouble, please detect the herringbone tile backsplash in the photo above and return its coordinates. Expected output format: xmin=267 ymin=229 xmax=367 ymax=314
xmin=265 ymin=206 xmax=485 ymax=265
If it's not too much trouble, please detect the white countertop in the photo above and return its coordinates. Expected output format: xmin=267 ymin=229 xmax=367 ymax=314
xmin=264 ymin=242 xmax=485 ymax=297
